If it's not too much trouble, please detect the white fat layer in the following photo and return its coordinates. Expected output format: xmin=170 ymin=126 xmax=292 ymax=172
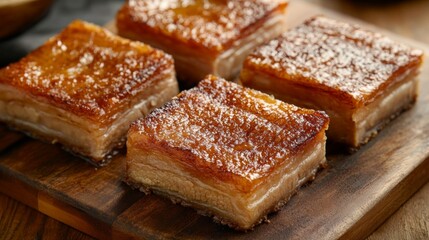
xmin=244 ymin=68 xmax=419 ymax=146
xmin=248 ymin=141 xmax=324 ymax=209
xmin=101 ymin=73 xmax=178 ymax=141
xmin=214 ymin=14 xmax=286 ymax=80
xmin=353 ymin=77 xmax=418 ymax=143
xmin=0 ymin=73 xmax=178 ymax=159
xmin=127 ymin=139 xmax=326 ymax=228
xmin=128 ymin=152 xmax=242 ymax=221
xmin=132 ymin=13 xmax=286 ymax=83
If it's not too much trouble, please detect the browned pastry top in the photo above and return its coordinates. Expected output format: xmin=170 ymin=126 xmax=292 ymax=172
xmin=130 ymin=75 xmax=329 ymax=191
xmin=0 ymin=20 xmax=173 ymax=125
xmin=116 ymin=0 xmax=288 ymax=54
xmin=243 ymin=16 xmax=424 ymax=107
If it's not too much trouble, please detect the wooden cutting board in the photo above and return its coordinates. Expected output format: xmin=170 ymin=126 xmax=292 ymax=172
xmin=1 ymin=1 xmax=428 ymax=239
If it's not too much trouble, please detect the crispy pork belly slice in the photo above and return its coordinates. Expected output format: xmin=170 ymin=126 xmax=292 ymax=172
xmin=126 ymin=75 xmax=329 ymax=230
xmin=116 ymin=0 xmax=288 ymax=86
xmin=0 ymin=20 xmax=179 ymax=165
xmin=241 ymin=16 xmax=424 ymax=148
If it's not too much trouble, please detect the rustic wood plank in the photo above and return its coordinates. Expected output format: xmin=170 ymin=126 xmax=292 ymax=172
xmin=0 ymin=125 xmax=24 ymax=152
xmin=367 ymin=182 xmax=429 ymax=240
xmin=0 ymin=2 xmax=428 ymax=239
xmin=0 ymin=193 xmax=93 ymax=240
xmin=0 ymin=150 xmax=110 ymax=239
xmin=0 ymin=169 xmax=38 ymax=210
xmin=0 ymin=139 xmax=144 ymax=238
xmin=38 ymin=191 xmax=112 ymax=240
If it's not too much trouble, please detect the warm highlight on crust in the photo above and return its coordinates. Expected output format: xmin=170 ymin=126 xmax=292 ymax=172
xmin=0 ymin=20 xmax=174 ymax=125
xmin=126 ymin=75 xmax=329 ymax=229
xmin=128 ymin=75 xmax=329 ymax=192
xmin=116 ymin=0 xmax=288 ymax=55
xmin=242 ymin=16 xmax=424 ymax=108
xmin=0 ymin=20 xmax=179 ymax=163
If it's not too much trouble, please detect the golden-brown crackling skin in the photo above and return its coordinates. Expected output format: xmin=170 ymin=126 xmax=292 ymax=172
xmin=116 ymin=0 xmax=288 ymax=56
xmin=128 ymin=75 xmax=329 ymax=192
xmin=0 ymin=20 xmax=174 ymax=125
xmin=242 ymin=16 xmax=424 ymax=108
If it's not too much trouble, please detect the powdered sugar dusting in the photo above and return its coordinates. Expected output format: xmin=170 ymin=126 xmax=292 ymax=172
xmin=245 ymin=16 xmax=423 ymax=105
xmin=133 ymin=76 xmax=328 ymax=182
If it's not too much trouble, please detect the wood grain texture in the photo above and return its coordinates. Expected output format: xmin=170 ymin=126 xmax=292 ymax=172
xmin=0 ymin=1 xmax=429 ymax=239
xmin=0 ymin=193 xmax=93 ymax=240
xmin=367 ymin=183 xmax=429 ymax=240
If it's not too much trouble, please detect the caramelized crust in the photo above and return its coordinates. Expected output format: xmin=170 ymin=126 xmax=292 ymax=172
xmin=242 ymin=16 xmax=424 ymax=108
xmin=0 ymin=20 xmax=174 ymax=126
xmin=116 ymin=0 xmax=288 ymax=55
xmin=129 ymin=75 xmax=329 ymax=192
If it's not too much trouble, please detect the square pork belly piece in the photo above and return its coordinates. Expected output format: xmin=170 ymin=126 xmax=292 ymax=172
xmin=116 ymin=0 xmax=288 ymax=86
xmin=0 ymin=20 xmax=179 ymax=165
xmin=126 ymin=75 xmax=329 ymax=230
xmin=240 ymin=16 xmax=424 ymax=148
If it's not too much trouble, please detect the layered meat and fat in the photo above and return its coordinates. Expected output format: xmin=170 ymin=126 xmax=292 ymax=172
xmin=0 ymin=20 xmax=179 ymax=164
xmin=241 ymin=16 xmax=424 ymax=147
xmin=0 ymin=72 xmax=178 ymax=163
xmin=240 ymin=69 xmax=419 ymax=147
xmin=126 ymin=76 xmax=329 ymax=230
xmin=116 ymin=0 xmax=288 ymax=85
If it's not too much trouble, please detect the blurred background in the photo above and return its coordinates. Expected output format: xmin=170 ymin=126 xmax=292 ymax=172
xmin=306 ymin=0 xmax=429 ymax=43
xmin=0 ymin=0 xmax=122 ymax=67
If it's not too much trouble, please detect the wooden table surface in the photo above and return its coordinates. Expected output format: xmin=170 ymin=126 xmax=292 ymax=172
xmin=1 ymin=0 xmax=428 ymax=239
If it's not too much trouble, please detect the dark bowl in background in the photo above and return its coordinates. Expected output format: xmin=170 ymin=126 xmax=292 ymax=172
xmin=0 ymin=0 xmax=54 ymax=40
